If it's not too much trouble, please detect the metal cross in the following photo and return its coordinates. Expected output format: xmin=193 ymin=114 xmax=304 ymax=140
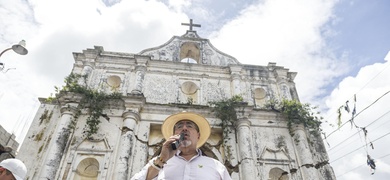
xmin=181 ymin=19 xmax=201 ymax=31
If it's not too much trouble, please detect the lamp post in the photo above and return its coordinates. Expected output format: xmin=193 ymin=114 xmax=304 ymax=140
xmin=0 ymin=40 xmax=28 ymax=72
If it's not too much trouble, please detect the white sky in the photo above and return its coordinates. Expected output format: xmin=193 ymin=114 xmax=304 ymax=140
xmin=0 ymin=0 xmax=389 ymax=179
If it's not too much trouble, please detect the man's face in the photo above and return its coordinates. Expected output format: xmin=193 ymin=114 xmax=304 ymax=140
xmin=174 ymin=120 xmax=200 ymax=148
xmin=0 ymin=168 xmax=16 ymax=180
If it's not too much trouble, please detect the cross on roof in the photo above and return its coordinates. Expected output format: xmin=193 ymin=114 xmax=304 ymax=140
xmin=181 ymin=19 xmax=201 ymax=31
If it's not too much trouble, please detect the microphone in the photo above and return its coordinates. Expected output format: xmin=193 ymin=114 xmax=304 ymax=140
xmin=171 ymin=132 xmax=185 ymax=150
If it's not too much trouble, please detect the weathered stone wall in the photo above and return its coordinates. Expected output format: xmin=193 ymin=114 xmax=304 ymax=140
xmin=0 ymin=125 xmax=19 ymax=161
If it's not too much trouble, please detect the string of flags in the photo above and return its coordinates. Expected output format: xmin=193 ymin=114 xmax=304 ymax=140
xmin=337 ymin=94 xmax=357 ymax=129
xmin=367 ymin=155 xmax=376 ymax=175
xmin=336 ymin=94 xmax=376 ymax=175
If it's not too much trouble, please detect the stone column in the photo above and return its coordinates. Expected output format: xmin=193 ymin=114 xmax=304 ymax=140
xmin=292 ymin=125 xmax=318 ymax=179
xmin=39 ymin=101 xmax=79 ymax=180
xmin=131 ymin=56 xmax=149 ymax=94
xmin=229 ymin=65 xmax=242 ymax=96
xmin=114 ymin=110 xmax=140 ymax=180
xmin=236 ymin=118 xmax=256 ymax=179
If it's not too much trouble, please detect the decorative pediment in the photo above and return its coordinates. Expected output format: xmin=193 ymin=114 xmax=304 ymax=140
xmin=259 ymin=146 xmax=294 ymax=164
xmin=138 ymin=31 xmax=239 ymax=66
xmin=75 ymin=137 xmax=111 ymax=152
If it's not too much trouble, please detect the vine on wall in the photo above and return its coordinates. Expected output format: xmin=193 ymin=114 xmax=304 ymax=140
xmin=208 ymin=95 xmax=244 ymax=161
xmin=265 ymin=98 xmax=323 ymax=136
xmin=49 ymin=73 xmax=122 ymax=138
xmin=208 ymin=95 xmax=244 ymax=137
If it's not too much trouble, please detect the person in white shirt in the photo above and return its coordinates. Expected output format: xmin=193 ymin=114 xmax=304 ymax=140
xmin=131 ymin=112 xmax=232 ymax=180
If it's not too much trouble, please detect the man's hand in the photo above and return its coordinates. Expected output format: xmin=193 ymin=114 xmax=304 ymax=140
xmin=159 ymin=134 xmax=181 ymax=162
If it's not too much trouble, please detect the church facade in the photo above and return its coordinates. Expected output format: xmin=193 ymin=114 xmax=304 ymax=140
xmin=18 ymin=21 xmax=335 ymax=180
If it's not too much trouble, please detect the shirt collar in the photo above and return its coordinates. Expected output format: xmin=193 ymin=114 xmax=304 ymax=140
xmin=175 ymin=149 xmax=202 ymax=160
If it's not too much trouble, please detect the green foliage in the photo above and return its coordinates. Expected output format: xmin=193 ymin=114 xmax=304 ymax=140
xmin=265 ymin=98 xmax=323 ymax=136
xmin=50 ymin=73 xmax=122 ymax=138
xmin=209 ymin=95 xmax=244 ymax=161
xmin=208 ymin=95 xmax=244 ymax=136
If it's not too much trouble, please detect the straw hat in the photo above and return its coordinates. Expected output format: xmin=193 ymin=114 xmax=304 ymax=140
xmin=162 ymin=112 xmax=211 ymax=148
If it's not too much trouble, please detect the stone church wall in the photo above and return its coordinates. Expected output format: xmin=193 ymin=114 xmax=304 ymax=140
xmin=17 ymin=31 xmax=335 ymax=179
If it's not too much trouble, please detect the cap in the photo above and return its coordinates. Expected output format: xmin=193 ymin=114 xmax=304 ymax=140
xmin=0 ymin=159 xmax=27 ymax=180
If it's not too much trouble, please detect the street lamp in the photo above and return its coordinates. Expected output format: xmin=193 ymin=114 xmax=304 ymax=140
xmin=0 ymin=40 xmax=28 ymax=72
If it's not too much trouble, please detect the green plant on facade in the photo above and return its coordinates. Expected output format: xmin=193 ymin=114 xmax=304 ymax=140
xmin=265 ymin=98 xmax=323 ymax=136
xmin=208 ymin=95 xmax=244 ymax=161
xmin=50 ymin=73 xmax=122 ymax=138
xmin=208 ymin=95 xmax=244 ymax=137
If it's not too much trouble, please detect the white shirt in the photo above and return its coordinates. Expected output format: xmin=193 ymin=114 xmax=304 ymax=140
xmin=131 ymin=150 xmax=232 ymax=180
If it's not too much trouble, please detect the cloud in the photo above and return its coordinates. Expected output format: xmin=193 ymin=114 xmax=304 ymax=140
xmin=209 ymin=0 xmax=343 ymax=103
xmin=323 ymin=54 xmax=390 ymax=179
xmin=1 ymin=0 xmax=389 ymax=179
xmin=0 ymin=0 xmax=189 ymax=142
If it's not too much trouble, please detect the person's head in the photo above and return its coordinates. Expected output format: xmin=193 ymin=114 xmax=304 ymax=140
xmin=0 ymin=159 xmax=27 ymax=180
xmin=162 ymin=112 xmax=211 ymax=149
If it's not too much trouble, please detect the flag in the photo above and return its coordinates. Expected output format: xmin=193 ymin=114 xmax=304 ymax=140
xmin=344 ymin=100 xmax=350 ymax=113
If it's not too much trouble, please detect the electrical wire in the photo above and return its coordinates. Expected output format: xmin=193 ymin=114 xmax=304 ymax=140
xmin=321 ymin=60 xmax=390 ymax=125
xmin=325 ymin=90 xmax=390 ymax=139
xmin=330 ymin=131 xmax=390 ymax=163
xmin=328 ymin=110 xmax=390 ymax=153
xmin=336 ymin=153 xmax=390 ymax=178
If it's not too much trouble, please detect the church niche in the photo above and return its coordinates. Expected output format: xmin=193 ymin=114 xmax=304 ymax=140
xmin=180 ymin=81 xmax=199 ymax=104
xmin=254 ymin=87 xmax=267 ymax=108
xmin=269 ymin=167 xmax=289 ymax=180
xmin=180 ymin=42 xmax=200 ymax=63
xmin=107 ymin=75 xmax=121 ymax=89
xmin=74 ymin=157 xmax=99 ymax=180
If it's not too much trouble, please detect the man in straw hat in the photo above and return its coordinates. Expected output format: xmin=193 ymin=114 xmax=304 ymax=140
xmin=0 ymin=158 xmax=27 ymax=180
xmin=131 ymin=112 xmax=231 ymax=180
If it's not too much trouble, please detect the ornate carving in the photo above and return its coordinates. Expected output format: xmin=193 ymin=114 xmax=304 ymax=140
xmin=202 ymin=80 xmax=231 ymax=103
xmin=143 ymin=76 xmax=177 ymax=103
